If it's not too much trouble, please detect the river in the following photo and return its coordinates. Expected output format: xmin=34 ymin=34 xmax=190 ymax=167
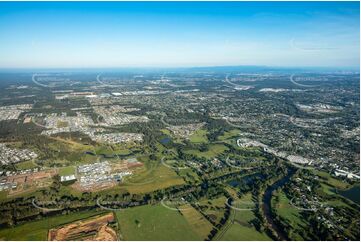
xmin=262 ymin=168 xmax=296 ymax=240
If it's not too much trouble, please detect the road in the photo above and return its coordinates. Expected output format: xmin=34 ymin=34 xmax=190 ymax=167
xmin=290 ymin=74 xmax=320 ymax=88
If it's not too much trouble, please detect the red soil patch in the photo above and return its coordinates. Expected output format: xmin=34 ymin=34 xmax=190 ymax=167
xmin=48 ymin=213 xmax=118 ymax=241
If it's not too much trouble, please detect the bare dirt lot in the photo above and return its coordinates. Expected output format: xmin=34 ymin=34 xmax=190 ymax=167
xmin=48 ymin=213 xmax=118 ymax=241
xmin=7 ymin=169 xmax=57 ymax=196
xmin=71 ymin=180 xmax=118 ymax=192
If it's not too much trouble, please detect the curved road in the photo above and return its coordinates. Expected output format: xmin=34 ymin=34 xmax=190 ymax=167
xmin=32 ymin=74 xmax=49 ymax=87
xmin=96 ymin=74 xmax=119 ymax=87
xmin=290 ymin=74 xmax=320 ymax=88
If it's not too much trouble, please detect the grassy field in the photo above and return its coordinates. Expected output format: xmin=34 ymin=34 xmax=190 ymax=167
xmin=317 ymin=183 xmax=356 ymax=209
xmin=272 ymin=191 xmax=306 ymax=240
xmin=218 ymin=129 xmax=240 ymax=141
xmin=313 ymin=170 xmax=349 ymax=189
xmin=0 ymin=210 xmax=106 ymax=241
xmin=58 ymin=166 xmax=76 ymax=176
xmin=179 ymin=204 xmax=214 ymax=239
xmin=58 ymin=185 xmax=84 ymax=197
xmin=198 ymin=196 xmax=227 ymax=224
xmin=219 ymin=222 xmax=271 ymax=241
xmin=320 ymin=183 xmax=335 ymax=195
xmin=160 ymin=129 xmax=172 ymax=136
xmin=40 ymin=136 xmax=137 ymax=167
xmin=95 ymin=146 xmax=113 ymax=155
xmin=15 ymin=160 xmax=38 ymax=170
xmin=177 ymin=168 xmax=200 ymax=183
xmin=122 ymin=162 xmax=185 ymax=194
xmin=115 ymin=204 xmax=201 ymax=240
xmin=189 ymin=129 xmax=208 ymax=143
xmin=198 ymin=196 xmax=227 ymax=207
xmin=216 ymin=193 xmax=271 ymax=241
xmin=0 ymin=191 xmax=8 ymax=201
xmin=185 ymin=144 xmax=229 ymax=159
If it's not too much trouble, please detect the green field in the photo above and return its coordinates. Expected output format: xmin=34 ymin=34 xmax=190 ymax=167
xmin=0 ymin=210 xmax=106 ymax=241
xmin=272 ymin=191 xmax=306 ymax=240
xmin=15 ymin=160 xmax=38 ymax=170
xmin=185 ymin=144 xmax=229 ymax=159
xmin=216 ymin=193 xmax=271 ymax=241
xmin=313 ymin=170 xmax=349 ymax=189
xmin=115 ymin=204 xmax=201 ymax=240
xmin=0 ymin=191 xmax=8 ymax=201
xmin=320 ymin=183 xmax=335 ymax=195
xmin=219 ymin=222 xmax=271 ymax=241
xmin=218 ymin=129 xmax=240 ymax=141
xmin=198 ymin=196 xmax=227 ymax=224
xmin=177 ymin=168 xmax=200 ymax=183
xmin=179 ymin=204 xmax=214 ymax=239
xmin=189 ymin=129 xmax=208 ymax=143
xmin=58 ymin=166 xmax=76 ymax=176
xmin=122 ymin=161 xmax=185 ymax=194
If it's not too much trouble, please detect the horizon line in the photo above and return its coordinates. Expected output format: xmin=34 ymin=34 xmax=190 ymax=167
xmin=0 ymin=65 xmax=359 ymax=70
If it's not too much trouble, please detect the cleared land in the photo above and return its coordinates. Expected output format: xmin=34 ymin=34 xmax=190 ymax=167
xmin=48 ymin=213 xmax=117 ymax=241
xmin=6 ymin=169 xmax=57 ymax=197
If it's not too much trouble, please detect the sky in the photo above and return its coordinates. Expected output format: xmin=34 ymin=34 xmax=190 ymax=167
xmin=0 ymin=1 xmax=359 ymax=68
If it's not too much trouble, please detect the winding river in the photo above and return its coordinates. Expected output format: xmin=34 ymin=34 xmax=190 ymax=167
xmin=262 ymin=168 xmax=296 ymax=240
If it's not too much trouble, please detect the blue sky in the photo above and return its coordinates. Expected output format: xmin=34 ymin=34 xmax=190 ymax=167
xmin=0 ymin=1 xmax=359 ymax=68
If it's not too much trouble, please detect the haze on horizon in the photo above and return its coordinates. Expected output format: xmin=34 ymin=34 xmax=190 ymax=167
xmin=0 ymin=1 xmax=359 ymax=69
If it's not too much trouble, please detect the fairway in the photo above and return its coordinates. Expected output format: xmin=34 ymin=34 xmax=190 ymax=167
xmin=115 ymin=204 xmax=201 ymax=240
